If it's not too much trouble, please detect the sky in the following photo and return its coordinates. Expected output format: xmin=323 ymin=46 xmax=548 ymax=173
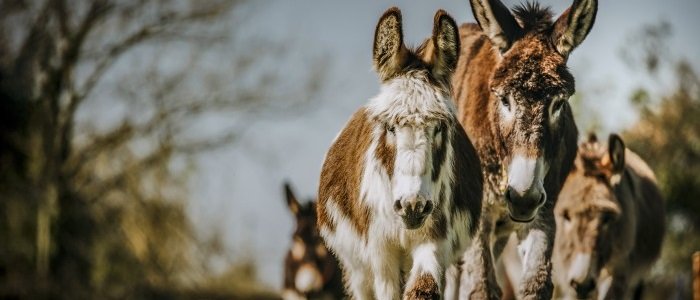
xmin=183 ymin=0 xmax=700 ymax=289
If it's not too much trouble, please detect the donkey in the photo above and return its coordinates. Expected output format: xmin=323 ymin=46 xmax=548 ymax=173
xmin=551 ymin=134 xmax=665 ymax=299
xmin=282 ymin=182 xmax=344 ymax=300
xmin=447 ymin=0 xmax=598 ymax=298
xmin=318 ymin=7 xmax=483 ymax=300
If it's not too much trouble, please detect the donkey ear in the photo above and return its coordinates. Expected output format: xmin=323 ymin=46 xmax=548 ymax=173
xmin=607 ymin=134 xmax=625 ymax=175
xmin=426 ymin=10 xmax=460 ymax=82
xmin=551 ymin=0 xmax=598 ymax=57
xmin=469 ymin=0 xmax=522 ymax=53
xmin=284 ymin=182 xmax=300 ymax=215
xmin=373 ymin=7 xmax=409 ymax=81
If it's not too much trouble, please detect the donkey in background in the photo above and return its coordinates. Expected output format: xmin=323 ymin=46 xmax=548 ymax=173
xmin=318 ymin=7 xmax=483 ymax=299
xmin=551 ymin=134 xmax=665 ymax=299
xmin=282 ymin=183 xmax=343 ymax=300
xmin=447 ymin=0 xmax=598 ymax=298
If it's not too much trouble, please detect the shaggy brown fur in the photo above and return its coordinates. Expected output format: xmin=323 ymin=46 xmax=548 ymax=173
xmin=551 ymin=134 xmax=665 ymax=299
xmin=451 ymin=0 xmax=597 ymax=299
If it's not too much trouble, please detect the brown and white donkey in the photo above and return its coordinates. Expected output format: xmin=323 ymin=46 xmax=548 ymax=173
xmin=283 ymin=183 xmax=343 ymax=300
xmin=318 ymin=7 xmax=483 ymax=300
xmin=446 ymin=0 xmax=598 ymax=298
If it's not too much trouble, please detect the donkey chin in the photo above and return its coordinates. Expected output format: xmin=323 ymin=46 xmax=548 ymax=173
xmin=393 ymin=194 xmax=434 ymax=230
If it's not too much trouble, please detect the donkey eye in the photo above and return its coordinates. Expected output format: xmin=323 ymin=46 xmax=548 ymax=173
xmin=552 ymin=99 xmax=565 ymax=113
xmin=434 ymin=124 xmax=443 ymax=135
xmin=562 ymin=210 xmax=571 ymax=222
xmin=500 ymin=96 xmax=510 ymax=110
xmin=600 ymin=212 xmax=615 ymax=225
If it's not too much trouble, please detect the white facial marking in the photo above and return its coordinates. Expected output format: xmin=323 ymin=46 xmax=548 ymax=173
xmin=568 ymin=253 xmax=592 ymax=284
xmin=365 ymin=72 xmax=452 ymax=215
xmin=291 ymin=239 xmax=305 ymax=260
xmin=295 ymin=264 xmax=323 ymax=293
xmin=393 ymin=126 xmax=431 ymax=203
xmin=508 ymin=155 xmax=545 ymax=194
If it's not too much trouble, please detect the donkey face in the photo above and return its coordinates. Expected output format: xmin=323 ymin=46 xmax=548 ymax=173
xmin=367 ymin=8 xmax=460 ymax=229
xmin=554 ymin=135 xmax=625 ymax=298
xmin=283 ymin=183 xmax=332 ymax=295
xmin=469 ymin=0 xmax=597 ymax=222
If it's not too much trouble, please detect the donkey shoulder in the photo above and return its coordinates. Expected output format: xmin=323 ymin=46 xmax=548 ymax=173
xmin=318 ymin=108 xmax=374 ymax=234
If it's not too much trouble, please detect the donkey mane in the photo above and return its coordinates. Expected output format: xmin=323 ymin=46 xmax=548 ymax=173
xmin=512 ymin=2 xmax=554 ymax=32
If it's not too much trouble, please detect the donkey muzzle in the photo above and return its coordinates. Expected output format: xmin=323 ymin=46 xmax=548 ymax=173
xmin=394 ymin=196 xmax=433 ymax=229
xmin=505 ymin=155 xmax=547 ymax=222
xmin=505 ymin=185 xmax=546 ymax=222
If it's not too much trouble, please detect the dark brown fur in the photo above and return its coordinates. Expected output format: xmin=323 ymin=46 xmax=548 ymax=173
xmin=406 ymin=274 xmax=440 ymax=300
xmin=452 ymin=0 xmax=596 ymax=298
xmin=283 ymin=183 xmax=344 ymax=299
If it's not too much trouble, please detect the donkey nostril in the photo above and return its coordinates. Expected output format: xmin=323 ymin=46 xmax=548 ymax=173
xmin=393 ymin=200 xmax=402 ymax=212
xmin=505 ymin=187 xmax=514 ymax=203
xmin=423 ymin=200 xmax=434 ymax=215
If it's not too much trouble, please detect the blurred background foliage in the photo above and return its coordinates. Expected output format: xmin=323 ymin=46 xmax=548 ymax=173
xmin=620 ymin=23 xmax=700 ymax=297
xmin=0 ymin=0 xmax=325 ymax=298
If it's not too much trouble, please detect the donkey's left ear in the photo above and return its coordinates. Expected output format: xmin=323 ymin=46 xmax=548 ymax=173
xmin=284 ymin=182 xmax=300 ymax=215
xmin=426 ymin=10 xmax=460 ymax=83
xmin=607 ymin=134 xmax=625 ymax=175
xmin=551 ymin=0 xmax=598 ymax=57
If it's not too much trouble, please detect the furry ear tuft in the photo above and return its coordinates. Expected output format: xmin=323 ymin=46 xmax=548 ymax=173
xmin=551 ymin=0 xmax=598 ymax=57
xmin=428 ymin=10 xmax=460 ymax=83
xmin=469 ymin=0 xmax=522 ymax=53
xmin=373 ymin=7 xmax=408 ymax=81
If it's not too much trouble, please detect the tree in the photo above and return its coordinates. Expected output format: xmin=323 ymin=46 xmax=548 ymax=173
xmin=0 ymin=0 xmax=325 ymax=298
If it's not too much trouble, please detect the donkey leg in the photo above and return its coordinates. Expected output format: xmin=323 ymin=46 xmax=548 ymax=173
xmin=404 ymin=242 xmax=443 ymax=300
xmin=370 ymin=244 xmax=401 ymax=300
xmin=342 ymin=262 xmax=373 ymax=300
xmin=515 ymin=216 xmax=555 ymax=300
xmin=458 ymin=217 xmax=501 ymax=300
xmin=443 ymin=264 xmax=460 ymax=300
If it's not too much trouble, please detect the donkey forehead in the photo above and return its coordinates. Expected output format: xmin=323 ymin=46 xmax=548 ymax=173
xmin=368 ymin=71 xmax=453 ymax=125
xmin=560 ymin=176 xmax=618 ymax=213
xmin=491 ymin=36 xmax=575 ymax=99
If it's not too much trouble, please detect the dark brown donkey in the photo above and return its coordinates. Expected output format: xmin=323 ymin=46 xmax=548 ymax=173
xmin=551 ymin=134 xmax=665 ymax=299
xmin=449 ymin=0 xmax=597 ymax=298
xmin=282 ymin=183 xmax=343 ymax=300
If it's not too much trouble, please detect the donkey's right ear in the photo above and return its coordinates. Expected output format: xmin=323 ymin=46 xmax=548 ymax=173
xmin=284 ymin=182 xmax=300 ymax=215
xmin=469 ymin=0 xmax=522 ymax=53
xmin=607 ymin=134 xmax=625 ymax=175
xmin=373 ymin=7 xmax=408 ymax=81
